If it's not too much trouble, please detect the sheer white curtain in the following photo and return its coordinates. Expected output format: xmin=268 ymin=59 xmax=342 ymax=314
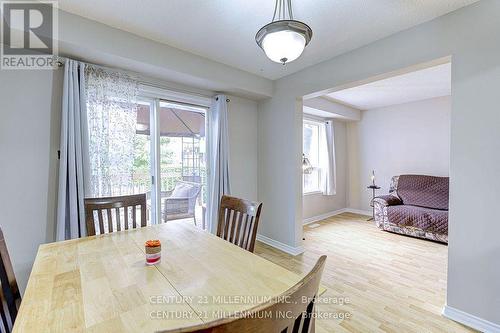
xmin=85 ymin=66 xmax=139 ymax=197
xmin=320 ymin=120 xmax=336 ymax=195
xmin=56 ymin=62 xmax=140 ymax=240
xmin=207 ymin=95 xmax=231 ymax=234
xmin=56 ymin=60 xmax=90 ymax=240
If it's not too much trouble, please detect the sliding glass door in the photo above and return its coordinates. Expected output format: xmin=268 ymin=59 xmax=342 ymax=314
xmin=87 ymin=92 xmax=208 ymax=228
xmin=157 ymin=100 xmax=207 ymax=229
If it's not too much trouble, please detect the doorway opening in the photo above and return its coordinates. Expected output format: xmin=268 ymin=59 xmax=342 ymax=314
xmin=298 ymin=58 xmax=453 ymax=329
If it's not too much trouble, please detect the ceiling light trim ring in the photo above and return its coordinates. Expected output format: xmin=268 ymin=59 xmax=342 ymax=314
xmin=255 ymin=20 xmax=313 ymax=48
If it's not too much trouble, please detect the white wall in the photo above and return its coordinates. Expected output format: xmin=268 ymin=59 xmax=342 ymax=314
xmin=258 ymin=96 xmax=303 ymax=250
xmin=302 ymin=120 xmax=348 ymax=220
xmin=0 ymin=69 xmax=63 ymax=293
xmin=228 ymin=96 xmax=258 ymax=201
xmin=348 ymin=96 xmax=451 ymax=211
xmin=258 ymin=0 xmax=500 ymax=326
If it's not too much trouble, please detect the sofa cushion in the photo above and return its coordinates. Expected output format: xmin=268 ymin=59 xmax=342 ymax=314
xmin=387 ymin=205 xmax=448 ymax=235
xmin=396 ymin=175 xmax=449 ymax=210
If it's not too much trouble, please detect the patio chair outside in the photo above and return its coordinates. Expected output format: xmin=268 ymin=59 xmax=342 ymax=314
xmin=163 ymin=180 xmax=202 ymax=225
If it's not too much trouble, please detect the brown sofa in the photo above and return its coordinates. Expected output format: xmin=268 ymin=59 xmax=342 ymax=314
xmin=373 ymin=175 xmax=449 ymax=243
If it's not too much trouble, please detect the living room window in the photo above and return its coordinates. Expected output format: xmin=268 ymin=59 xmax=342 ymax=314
xmin=303 ymin=119 xmax=322 ymax=194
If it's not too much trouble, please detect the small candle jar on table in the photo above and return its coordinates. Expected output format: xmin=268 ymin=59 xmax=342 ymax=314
xmin=145 ymin=240 xmax=161 ymax=265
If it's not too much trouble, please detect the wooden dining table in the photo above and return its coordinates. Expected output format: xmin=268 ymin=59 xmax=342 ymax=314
xmin=14 ymin=221 xmax=319 ymax=332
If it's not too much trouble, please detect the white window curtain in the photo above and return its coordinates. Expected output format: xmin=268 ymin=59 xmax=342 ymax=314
xmin=56 ymin=60 xmax=90 ymax=240
xmin=56 ymin=62 xmax=140 ymax=240
xmin=85 ymin=66 xmax=139 ymax=198
xmin=320 ymin=120 xmax=336 ymax=195
xmin=207 ymin=94 xmax=231 ymax=234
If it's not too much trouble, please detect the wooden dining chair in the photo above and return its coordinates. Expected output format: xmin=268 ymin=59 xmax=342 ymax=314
xmin=161 ymin=255 xmax=327 ymax=333
xmin=84 ymin=193 xmax=147 ymax=236
xmin=0 ymin=228 xmax=21 ymax=333
xmin=216 ymin=195 xmax=263 ymax=252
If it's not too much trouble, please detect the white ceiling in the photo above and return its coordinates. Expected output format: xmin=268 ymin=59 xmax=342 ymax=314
xmin=56 ymin=0 xmax=478 ymax=80
xmin=325 ymin=63 xmax=451 ymax=110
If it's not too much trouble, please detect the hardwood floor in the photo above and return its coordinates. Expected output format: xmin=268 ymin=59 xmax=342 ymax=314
xmin=254 ymin=213 xmax=476 ymax=333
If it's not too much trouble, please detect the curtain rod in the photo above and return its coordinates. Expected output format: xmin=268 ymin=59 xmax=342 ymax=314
xmin=55 ymin=56 xmax=143 ymax=77
xmin=215 ymin=97 xmax=231 ymax=103
xmin=56 ymin=56 xmax=229 ymax=102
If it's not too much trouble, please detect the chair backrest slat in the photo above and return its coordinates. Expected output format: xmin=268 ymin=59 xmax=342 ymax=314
xmin=124 ymin=206 xmax=129 ymax=230
xmin=240 ymin=214 xmax=249 ymax=249
xmin=98 ymin=209 xmax=105 ymax=234
xmin=247 ymin=216 xmax=256 ymax=251
xmin=159 ymin=256 xmax=327 ymax=333
xmin=243 ymin=215 xmax=253 ymax=250
xmin=216 ymin=195 xmax=262 ymax=253
xmin=115 ymin=207 xmax=121 ymax=232
xmin=223 ymin=209 xmax=231 ymax=239
xmin=106 ymin=209 xmax=112 ymax=233
xmin=0 ymin=228 xmax=21 ymax=333
xmin=233 ymin=212 xmax=243 ymax=246
xmin=132 ymin=205 xmax=137 ymax=229
xmin=84 ymin=194 xmax=147 ymax=236
xmin=229 ymin=211 xmax=238 ymax=243
xmin=141 ymin=203 xmax=147 ymax=228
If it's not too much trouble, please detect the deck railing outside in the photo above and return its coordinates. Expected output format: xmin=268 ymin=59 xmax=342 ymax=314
xmin=102 ymin=167 xmax=206 ymax=203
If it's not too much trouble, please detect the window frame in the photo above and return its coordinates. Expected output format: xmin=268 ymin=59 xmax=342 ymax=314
xmin=132 ymin=86 xmax=210 ymax=225
xmin=302 ymin=118 xmax=323 ymax=195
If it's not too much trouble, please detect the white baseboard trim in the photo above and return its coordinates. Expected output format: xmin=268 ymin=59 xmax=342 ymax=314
xmin=303 ymin=208 xmax=347 ymax=225
xmin=442 ymin=305 xmax=500 ymax=333
xmin=344 ymin=208 xmax=372 ymax=216
xmin=302 ymin=208 xmax=372 ymax=226
xmin=256 ymin=234 xmax=305 ymax=256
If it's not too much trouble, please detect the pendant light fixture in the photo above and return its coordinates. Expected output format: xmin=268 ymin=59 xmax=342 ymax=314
xmin=256 ymin=0 xmax=312 ymax=65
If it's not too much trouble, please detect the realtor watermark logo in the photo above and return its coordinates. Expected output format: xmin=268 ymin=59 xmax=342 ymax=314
xmin=1 ymin=1 xmax=58 ymax=69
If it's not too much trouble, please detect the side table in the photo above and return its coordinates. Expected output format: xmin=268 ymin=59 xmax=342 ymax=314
xmin=367 ymin=185 xmax=381 ymax=221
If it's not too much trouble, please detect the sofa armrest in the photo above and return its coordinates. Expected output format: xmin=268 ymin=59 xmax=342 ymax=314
xmin=373 ymin=195 xmax=402 ymax=207
xmin=373 ymin=195 xmax=400 ymax=229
